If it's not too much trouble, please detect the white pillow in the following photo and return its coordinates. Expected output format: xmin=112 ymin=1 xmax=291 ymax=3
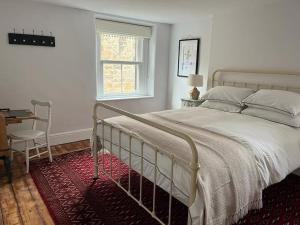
xmin=201 ymin=100 xmax=242 ymax=113
xmin=241 ymin=107 xmax=300 ymax=127
xmin=243 ymin=89 xmax=300 ymax=116
xmin=201 ymin=86 xmax=255 ymax=106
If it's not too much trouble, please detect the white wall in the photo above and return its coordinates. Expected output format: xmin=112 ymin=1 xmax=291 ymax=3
xmin=167 ymin=18 xmax=213 ymax=109
xmin=0 ymin=0 xmax=171 ymax=144
xmin=209 ymin=0 xmax=300 ymax=75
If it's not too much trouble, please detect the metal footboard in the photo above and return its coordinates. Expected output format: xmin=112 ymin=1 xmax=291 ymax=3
xmin=92 ymin=102 xmax=199 ymax=225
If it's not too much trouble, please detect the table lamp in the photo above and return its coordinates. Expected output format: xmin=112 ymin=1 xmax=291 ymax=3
xmin=187 ymin=74 xmax=203 ymax=100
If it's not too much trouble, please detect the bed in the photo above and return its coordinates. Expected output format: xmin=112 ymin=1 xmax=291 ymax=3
xmin=92 ymin=70 xmax=300 ymax=225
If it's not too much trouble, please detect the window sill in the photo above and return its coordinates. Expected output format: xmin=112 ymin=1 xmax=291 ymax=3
xmin=97 ymin=95 xmax=154 ymax=101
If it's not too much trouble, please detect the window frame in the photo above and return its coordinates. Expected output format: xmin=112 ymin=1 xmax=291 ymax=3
xmin=97 ymin=32 xmax=150 ymax=99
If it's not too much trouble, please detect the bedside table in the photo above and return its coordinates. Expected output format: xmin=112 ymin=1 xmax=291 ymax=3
xmin=181 ymin=98 xmax=203 ymax=108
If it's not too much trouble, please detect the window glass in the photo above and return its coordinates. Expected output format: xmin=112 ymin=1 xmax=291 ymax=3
xmin=100 ymin=33 xmax=137 ymax=62
xmin=101 ymin=33 xmax=139 ymax=95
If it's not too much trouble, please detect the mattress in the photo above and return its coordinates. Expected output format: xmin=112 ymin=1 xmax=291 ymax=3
xmin=97 ymin=106 xmax=300 ymax=225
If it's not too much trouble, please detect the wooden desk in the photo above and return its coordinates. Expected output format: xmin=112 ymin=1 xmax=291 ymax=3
xmin=1 ymin=109 xmax=35 ymax=125
xmin=0 ymin=113 xmax=13 ymax=182
xmin=0 ymin=114 xmax=9 ymax=152
xmin=0 ymin=109 xmax=35 ymax=150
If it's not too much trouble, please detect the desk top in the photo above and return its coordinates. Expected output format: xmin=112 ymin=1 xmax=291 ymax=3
xmin=0 ymin=109 xmax=35 ymax=124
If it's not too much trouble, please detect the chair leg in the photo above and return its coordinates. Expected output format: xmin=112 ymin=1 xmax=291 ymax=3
xmin=25 ymin=141 xmax=30 ymax=174
xmin=33 ymin=139 xmax=40 ymax=158
xmin=9 ymin=138 xmax=14 ymax=161
xmin=46 ymin=135 xmax=52 ymax=162
xmin=90 ymin=136 xmax=93 ymax=156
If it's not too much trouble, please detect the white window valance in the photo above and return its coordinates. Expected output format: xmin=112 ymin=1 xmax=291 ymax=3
xmin=96 ymin=19 xmax=152 ymax=38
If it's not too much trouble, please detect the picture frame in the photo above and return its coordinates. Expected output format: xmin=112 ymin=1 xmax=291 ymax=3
xmin=177 ymin=38 xmax=200 ymax=77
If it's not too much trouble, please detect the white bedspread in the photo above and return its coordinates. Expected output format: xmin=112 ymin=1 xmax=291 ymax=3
xmin=102 ymin=107 xmax=300 ymax=225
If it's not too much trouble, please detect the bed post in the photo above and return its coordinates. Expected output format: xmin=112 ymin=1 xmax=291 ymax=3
xmin=93 ymin=103 xmax=99 ymax=179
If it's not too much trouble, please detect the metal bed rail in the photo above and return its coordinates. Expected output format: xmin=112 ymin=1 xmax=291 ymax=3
xmin=211 ymin=69 xmax=300 ymax=93
xmin=92 ymin=102 xmax=200 ymax=225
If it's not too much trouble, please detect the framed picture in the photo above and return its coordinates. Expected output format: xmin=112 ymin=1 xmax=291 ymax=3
xmin=177 ymin=38 xmax=200 ymax=77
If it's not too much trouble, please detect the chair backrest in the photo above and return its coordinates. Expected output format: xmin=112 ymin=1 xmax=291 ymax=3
xmin=0 ymin=113 xmax=9 ymax=152
xmin=31 ymin=100 xmax=52 ymax=134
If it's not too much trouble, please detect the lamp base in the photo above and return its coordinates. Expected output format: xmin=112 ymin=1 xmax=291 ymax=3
xmin=190 ymin=87 xmax=200 ymax=100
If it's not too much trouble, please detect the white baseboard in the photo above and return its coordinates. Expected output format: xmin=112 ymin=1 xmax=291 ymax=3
xmin=11 ymin=128 xmax=93 ymax=150
xmin=49 ymin=128 xmax=93 ymax=146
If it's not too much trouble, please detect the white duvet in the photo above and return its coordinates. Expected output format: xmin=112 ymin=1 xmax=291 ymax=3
xmin=99 ymin=107 xmax=300 ymax=225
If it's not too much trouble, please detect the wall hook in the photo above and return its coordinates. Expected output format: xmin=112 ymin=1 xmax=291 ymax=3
xmin=12 ymin=28 xmax=17 ymax=42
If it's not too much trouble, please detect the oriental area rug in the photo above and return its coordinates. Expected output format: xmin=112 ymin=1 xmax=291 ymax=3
xmin=30 ymin=149 xmax=300 ymax=225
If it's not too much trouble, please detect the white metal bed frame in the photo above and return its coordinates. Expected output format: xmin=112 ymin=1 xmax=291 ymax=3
xmin=92 ymin=103 xmax=199 ymax=225
xmin=92 ymin=69 xmax=300 ymax=225
xmin=212 ymin=69 xmax=300 ymax=93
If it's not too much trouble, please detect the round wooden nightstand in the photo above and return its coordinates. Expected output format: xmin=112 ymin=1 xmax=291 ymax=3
xmin=181 ymin=98 xmax=203 ymax=108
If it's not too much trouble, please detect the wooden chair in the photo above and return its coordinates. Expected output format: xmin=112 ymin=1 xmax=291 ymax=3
xmin=9 ymin=100 xmax=53 ymax=173
xmin=0 ymin=113 xmax=12 ymax=183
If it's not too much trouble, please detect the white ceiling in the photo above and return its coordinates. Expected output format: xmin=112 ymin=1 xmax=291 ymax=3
xmin=30 ymin=0 xmax=280 ymax=23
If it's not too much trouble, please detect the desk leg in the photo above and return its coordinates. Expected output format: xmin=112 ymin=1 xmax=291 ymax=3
xmin=4 ymin=157 xmax=12 ymax=183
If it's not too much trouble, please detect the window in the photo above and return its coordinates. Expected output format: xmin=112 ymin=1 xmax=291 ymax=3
xmin=100 ymin=33 xmax=142 ymax=95
xmin=96 ymin=19 xmax=152 ymax=99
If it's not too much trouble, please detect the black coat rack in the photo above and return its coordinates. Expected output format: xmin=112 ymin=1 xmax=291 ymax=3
xmin=8 ymin=29 xmax=55 ymax=47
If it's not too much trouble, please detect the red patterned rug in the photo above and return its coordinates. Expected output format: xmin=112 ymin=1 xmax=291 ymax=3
xmin=30 ymin=149 xmax=300 ymax=225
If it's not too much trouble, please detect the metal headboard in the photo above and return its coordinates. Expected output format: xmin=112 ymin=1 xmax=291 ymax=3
xmin=212 ymin=69 xmax=300 ymax=93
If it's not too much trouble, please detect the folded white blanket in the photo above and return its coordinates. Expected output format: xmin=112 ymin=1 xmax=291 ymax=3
xmin=105 ymin=107 xmax=300 ymax=225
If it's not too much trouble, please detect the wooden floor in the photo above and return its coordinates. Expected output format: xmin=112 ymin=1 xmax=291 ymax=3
xmin=0 ymin=140 xmax=90 ymax=225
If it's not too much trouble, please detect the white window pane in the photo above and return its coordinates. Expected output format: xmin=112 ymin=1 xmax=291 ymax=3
xmin=103 ymin=63 xmax=137 ymax=94
xmin=100 ymin=33 xmax=137 ymax=61
xmin=122 ymin=64 xmax=136 ymax=93
xmin=103 ymin=64 xmax=121 ymax=94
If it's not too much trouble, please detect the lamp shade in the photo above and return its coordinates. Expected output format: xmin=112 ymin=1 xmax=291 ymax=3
xmin=187 ymin=74 xmax=203 ymax=87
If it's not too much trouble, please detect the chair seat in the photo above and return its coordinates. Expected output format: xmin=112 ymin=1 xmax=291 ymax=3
xmin=9 ymin=130 xmax=45 ymax=140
